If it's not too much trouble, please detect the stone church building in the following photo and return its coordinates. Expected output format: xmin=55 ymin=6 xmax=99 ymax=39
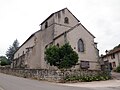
xmin=12 ymin=8 xmax=99 ymax=70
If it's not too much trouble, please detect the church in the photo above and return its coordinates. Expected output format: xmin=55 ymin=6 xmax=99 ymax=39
xmin=12 ymin=8 xmax=99 ymax=70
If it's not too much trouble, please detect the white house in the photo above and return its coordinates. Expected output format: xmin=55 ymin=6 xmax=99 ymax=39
xmin=101 ymin=47 xmax=120 ymax=70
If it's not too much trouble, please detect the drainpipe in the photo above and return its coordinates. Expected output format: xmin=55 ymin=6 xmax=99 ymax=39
xmin=117 ymin=52 xmax=120 ymax=66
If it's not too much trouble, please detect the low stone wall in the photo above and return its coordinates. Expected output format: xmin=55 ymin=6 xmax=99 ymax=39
xmin=0 ymin=68 xmax=107 ymax=82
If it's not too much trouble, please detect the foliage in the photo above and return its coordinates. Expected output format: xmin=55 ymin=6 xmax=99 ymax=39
xmin=115 ymin=65 xmax=120 ymax=73
xmin=0 ymin=56 xmax=9 ymax=66
xmin=45 ymin=45 xmax=60 ymax=66
xmin=1 ymin=60 xmax=9 ymax=66
xmin=0 ymin=56 xmax=7 ymax=61
xmin=114 ymin=44 xmax=120 ymax=49
xmin=45 ymin=43 xmax=79 ymax=69
xmin=64 ymin=73 xmax=111 ymax=82
xmin=6 ymin=39 xmax=19 ymax=62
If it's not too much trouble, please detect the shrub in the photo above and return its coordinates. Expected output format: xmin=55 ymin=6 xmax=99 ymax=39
xmin=45 ymin=43 xmax=78 ymax=69
xmin=0 ymin=60 xmax=9 ymax=66
xmin=115 ymin=65 xmax=120 ymax=73
xmin=64 ymin=73 xmax=111 ymax=82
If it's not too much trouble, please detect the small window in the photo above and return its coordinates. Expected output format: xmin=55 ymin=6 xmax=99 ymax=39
xmin=112 ymin=62 xmax=116 ymax=67
xmin=18 ymin=54 xmax=19 ymax=57
xmin=23 ymin=51 xmax=24 ymax=55
xmin=80 ymin=61 xmax=89 ymax=69
xmin=111 ymin=54 xmax=115 ymax=59
xmin=64 ymin=17 xmax=69 ymax=24
xmin=78 ymin=39 xmax=84 ymax=52
xmin=45 ymin=22 xmax=48 ymax=28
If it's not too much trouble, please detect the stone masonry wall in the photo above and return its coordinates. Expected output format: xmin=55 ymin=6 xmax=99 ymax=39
xmin=0 ymin=68 xmax=106 ymax=82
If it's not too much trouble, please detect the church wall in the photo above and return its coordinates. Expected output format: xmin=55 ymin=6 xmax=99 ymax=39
xmin=14 ymin=35 xmax=35 ymax=59
xmin=54 ymin=9 xmax=79 ymax=37
xmin=41 ymin=15 xmax=54 ymax=30
xmin=54 ymin=25 xmax=70 ymax=38
xmin=40 ymin=25 xmax=55 ymax=69
xmin=29 ymin=32 xmax=43 ymax=69
xmin=54 ymin=35 xmax=65 ymax=46
xmin=13 ymin=31 xmax=43 ymax=69
xmin=67 ymin=25 xmax=99 ymax=70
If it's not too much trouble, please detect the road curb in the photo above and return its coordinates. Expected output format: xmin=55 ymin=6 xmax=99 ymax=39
xmin=61 ymin=80 xmax=120 ymax=88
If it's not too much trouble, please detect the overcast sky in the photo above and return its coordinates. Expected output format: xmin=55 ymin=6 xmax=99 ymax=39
xmin=0 ymin=0 xmax=120 ymax=56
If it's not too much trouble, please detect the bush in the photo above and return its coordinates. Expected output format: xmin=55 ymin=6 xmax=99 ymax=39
xmin=115 ymin=65 xmax=120 ymax=73
xmin=0 ymin=56 xmax=9 ymax=66
xmin=0 ymin=60 xmax=9 ymax=66
xmin=45 ymin=43 xmax=78 ymax=69
xmin=64 ymin=73 xmax=111 ymax=82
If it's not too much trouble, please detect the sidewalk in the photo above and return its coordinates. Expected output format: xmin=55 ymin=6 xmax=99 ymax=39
xmin=111 ymin=72 xmax=120 ymax=80
xmin=61 ymin=72 xmax=120 ymax=88
xmin=62 ymin=80 xmax=120 ymax=88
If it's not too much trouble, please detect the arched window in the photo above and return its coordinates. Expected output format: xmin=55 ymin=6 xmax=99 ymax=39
xmin=78 ymin=39 xmax=84 ymax=52
xmin=45 ymin=22 xmax=48 ymax=28
xmin=64 ymin=17 xmax=69 ymax=24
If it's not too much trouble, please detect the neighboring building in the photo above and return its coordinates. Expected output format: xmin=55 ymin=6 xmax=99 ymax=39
xmin=12 ymin=8 xmax=99 ymax=70
xmin=101 ymin=47 xmax=120 ymax=70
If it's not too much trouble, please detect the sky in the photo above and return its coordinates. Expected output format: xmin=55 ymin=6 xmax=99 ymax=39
xmin=0 ymin=0 xmax=120 ymax=56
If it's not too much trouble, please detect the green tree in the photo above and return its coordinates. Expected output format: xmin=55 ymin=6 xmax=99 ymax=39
xmin=45 ymin=43 xmax=78 ymax=69
xmin=59 ymin=43 xmax=79 ymax=69
xmin=45 ymin=45 xmax=60 ymax=66
xmin=6 ymin=39 xmax=19 ymax=62
xmin=0 ymin=56 xmax=9 ymax=66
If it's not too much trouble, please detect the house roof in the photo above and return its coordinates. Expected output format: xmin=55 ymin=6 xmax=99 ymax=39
xmin=109 ymin=48 xmax=120 ymax=55
xmin=40 ymin=8 xmax=80 ymax=25
xmin=101 ymin=47 xmax=120 ymax=58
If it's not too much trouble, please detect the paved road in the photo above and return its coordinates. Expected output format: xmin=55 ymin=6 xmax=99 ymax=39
xmin=0 ymin=73 xmax=120 ymax=90
xmin=0 ymin=73 xmax=92 ymax=90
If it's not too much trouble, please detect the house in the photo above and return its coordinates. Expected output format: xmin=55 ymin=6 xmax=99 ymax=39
xmin=101 ymin=46 xmax=120 ymax=70
xmin=12 ymin=8 xmax=99 ymax=70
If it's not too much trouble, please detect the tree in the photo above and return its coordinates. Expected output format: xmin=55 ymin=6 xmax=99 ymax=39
xmin=59 ymin=43 xmax=79 ymax=69
xmin=45 ymin=45 xmax=60 ymax=66
xmin=0 ymin=56 xmax=9 ymax=66
xmin=45 ymin=43 xmax=79 ymax=69
xmin=6 ymin=39 xmax=19 ymax=62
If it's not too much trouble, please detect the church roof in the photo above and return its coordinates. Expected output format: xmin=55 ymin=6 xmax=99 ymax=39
xmin=40 ymin=8 xmax=80 ymax=25
xmin=80 ymin=23 xmax=95 ymax=38
xmin=53 ymin=23 xmax=95 ymax=41
xmin=14 ymin=30 xmax=41 ymax=55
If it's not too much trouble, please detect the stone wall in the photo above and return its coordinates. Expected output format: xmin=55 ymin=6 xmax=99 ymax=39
xmin=0 ymin=68 xmax=107 ymax=82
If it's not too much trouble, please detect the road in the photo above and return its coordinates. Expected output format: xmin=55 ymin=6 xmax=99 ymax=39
xmin=0 ymin=73 xmax=92 ymax=90
xmin=0 ymin=73 xmax=120 ymax=90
